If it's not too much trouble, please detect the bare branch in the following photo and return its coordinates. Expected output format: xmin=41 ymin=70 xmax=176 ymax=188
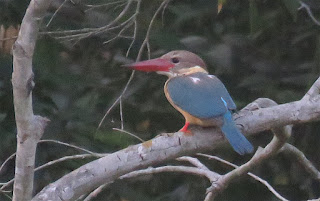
xmin=34 ymin=154 xmax=105 ymax=172
xmin=161 ymin=0 xmax=171 ymax=25
xmin=32 ymin=81 xmax=320 ymax=200
xmin=177 ymin=156 xmax=210 ymax=170
xmin=84 ymin=0 xmax=127 ymax=12
xmin=46 ymin=0 xmax=69 ymax=27
xmin=299 ymin=1 xmax=320 ymax=26
xmin=1 ymin=154 xmax=105 ymax=191
xmin=0 ymin=153 xmax=16 ymax=176
xmin=126 ymin=0 xmax=141 ymax=57
xmin=302 ymin=76 xmax=320 ymax=101
xmin=11 ymin=0 xmax=52 ymax=200
xmin=205 ymin=128 xmax=290 ymax=200
xmin=39 ymin=139 xmax=101 ymax=156
xmin=95 ymin=0 xmax=140 ymax=129
xmin=0 ymin=139 xmax=102 ymax=190
xmin=102 ymin=21 xmax=134 ymax=44
xmin=98 ymin=0 xmax=168 ymax=130
xmin=280 ymin=143 xmax=320 ymax=180
xmin=0 ymin=191 xmax=12 ymax=200
xmin=203 ymin=99 xmax=292 ymax=201
xmin=97 ymin=70 xmax=136 ymax=130
xmin=198 ymin=153 xmax=289 ymax=201
xmin=83 ymin=183 xmax=109 ymax=201
xmin=113 ymin=128 xmax=145 ymax=142
xmin=98 ymin=0 xmax=170 ymax=130
xmin=48 ymin=0 xmax=135 ymax=43
xmin=120 ymin=165 xmax=220 ymax=182
xmin=137 ymin=0 xmax=170 ymax=60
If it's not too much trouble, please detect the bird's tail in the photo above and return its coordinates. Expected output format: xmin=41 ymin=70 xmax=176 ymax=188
xmin=221 ymin=111 xmax=254 ymax=155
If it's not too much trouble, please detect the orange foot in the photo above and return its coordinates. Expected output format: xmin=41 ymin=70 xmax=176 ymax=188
xmin=179 ymin=122 xmax=193 ymax=136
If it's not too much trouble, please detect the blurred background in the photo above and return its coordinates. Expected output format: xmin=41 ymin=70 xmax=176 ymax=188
xmin=1 ymin=0 xmax=320 ymax=200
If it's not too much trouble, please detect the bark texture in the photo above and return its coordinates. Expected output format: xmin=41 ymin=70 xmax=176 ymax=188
xmin=12 ymin=0 xmax=51 ymax=200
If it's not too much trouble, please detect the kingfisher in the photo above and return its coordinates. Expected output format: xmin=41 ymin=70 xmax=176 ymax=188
xmin=125 ymin=50 xmax=254 ymax=155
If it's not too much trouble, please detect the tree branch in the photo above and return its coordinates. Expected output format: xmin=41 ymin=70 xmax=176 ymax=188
xmin=11 ymin=0 xmax=51 ymax=200
xmin=32 ymin=75 xmax=320 ymax=200
xmin=299 ymin=1 xmax=320 ymax=26
xmin=119 ymin=165 xmax=220 ymax=183
xmin=280 ymin=143 xmax=320 ymax=180
xmin=197 ymin=153 xmax=289 ymax=201
xmin=203 ymin=123 xmax=292 ymax=200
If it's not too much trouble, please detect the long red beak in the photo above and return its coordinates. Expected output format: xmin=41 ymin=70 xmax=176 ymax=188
xmin=123 ymin=58 xmax=174 ymax=72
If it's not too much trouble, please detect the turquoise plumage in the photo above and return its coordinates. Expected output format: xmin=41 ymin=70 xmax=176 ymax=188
xmin=167 ymin=72 xmax=253 ymax=155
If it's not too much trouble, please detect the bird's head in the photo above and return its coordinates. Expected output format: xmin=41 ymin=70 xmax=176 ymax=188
xmin=124 ymin=50 xmax=208 ymax=77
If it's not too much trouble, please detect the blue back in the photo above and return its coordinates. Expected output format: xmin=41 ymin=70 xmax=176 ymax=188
xmin=167 ymin=72 xmax=236 ymax=119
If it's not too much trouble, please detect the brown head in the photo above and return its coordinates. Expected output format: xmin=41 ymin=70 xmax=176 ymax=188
xmin=124 ymin=50 xmax=208 ymax=77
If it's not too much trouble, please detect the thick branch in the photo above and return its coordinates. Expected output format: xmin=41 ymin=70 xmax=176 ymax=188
xmin=33 ymin=82 xmax=320 ymax=200
xmin=235 ymin=97 xmax=320 ymax=135
xmin=12 ymin=0 xmax=51 ymax=200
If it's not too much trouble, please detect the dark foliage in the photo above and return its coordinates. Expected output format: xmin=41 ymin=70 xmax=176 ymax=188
xmin=1 ymin=0 xmax=320 ymax=200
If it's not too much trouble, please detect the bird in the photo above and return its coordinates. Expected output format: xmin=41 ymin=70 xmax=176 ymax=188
xmin=124 ymin=50 xmax=254 ymax=155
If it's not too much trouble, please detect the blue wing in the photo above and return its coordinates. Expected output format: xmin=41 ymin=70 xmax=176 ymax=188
xmin=167 ymin=72 xmax=236 ymax=119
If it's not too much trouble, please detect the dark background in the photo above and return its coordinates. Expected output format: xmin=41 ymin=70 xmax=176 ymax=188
xmin=1 ymin=0 xmax=320 ymax=200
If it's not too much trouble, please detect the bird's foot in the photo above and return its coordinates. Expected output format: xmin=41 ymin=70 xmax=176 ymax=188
xmin=179 ymin=122 xmax=193 ymax=136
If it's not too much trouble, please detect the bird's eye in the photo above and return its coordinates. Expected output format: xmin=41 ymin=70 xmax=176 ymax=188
xmin=171 ymin=57 xmax=179 ymax=63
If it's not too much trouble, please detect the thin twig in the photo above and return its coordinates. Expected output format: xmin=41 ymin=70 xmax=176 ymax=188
xmin=80 ymin=0 xmax=133 ymax=40
xmin=44 ymin=0 xmax=134 ymax=43
xmin=299 ymin=1 xmax=320 ymax=26
xmin=97 ymin=70 xmax=135 ymax=130
xmin=113 ymin=128 xmax=145 ymax=142
xmin=56 ymin=13 xmax=137 ymax=41
xmin=98 ymin=0 xmax=173 ymax=130
xmin=120 ymin=165 xmax=221 ymax=182
xmin=46 ymin=0 xmax=69 ymax=27
xmin=0 ymin=138 xmax=103 ymax=189
xmin=197 ymin=153 xmax=289 ymax=201
xmin=0 ymin=153 xmax=16 ymax=175
xmin=39 ymin=139 xmax=100 ymax=155
xmin=83 ymin=183 xmax=109 ymax=201
xmin=85 ymin=0 xmax=127 ymax=12
xmin=113 ymin=2 xmax=127 ymax=11
xmin=161 ymin=0 xmax=171 ymax=25
xmin=177 ymin=156 xmax=210 ymax=170
xmin=119 ymin=98 xmax=124 ymax=129
xmin=126 ymin=0 xmax=141 ymax=57
xmin=1 ymin=153 xmax=105 ymax=191
xmin=0 ymin=191 xmax=12 ymax=200
xmin=136 ymin=0 xmax=170 ymax=60
xmin=0 ymin=139 xmax=100 ymax=188
xmin=103 ymin=20 xmax=134 ymax=44
xmin=34 ymin=154 xmax=105 ymax=172
xmin=280 ymin=143 xmax=320 ymax=180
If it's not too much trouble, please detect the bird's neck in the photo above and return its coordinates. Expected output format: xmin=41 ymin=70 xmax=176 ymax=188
xmin=180 ymin=66 xmax=208 ymax=75
xmin=158 ymin=66 xmax=208 ymax=78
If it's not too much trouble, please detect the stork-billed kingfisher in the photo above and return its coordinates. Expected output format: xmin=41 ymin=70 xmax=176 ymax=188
xmin=125 ymin=50 xmax=254 ymax=155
